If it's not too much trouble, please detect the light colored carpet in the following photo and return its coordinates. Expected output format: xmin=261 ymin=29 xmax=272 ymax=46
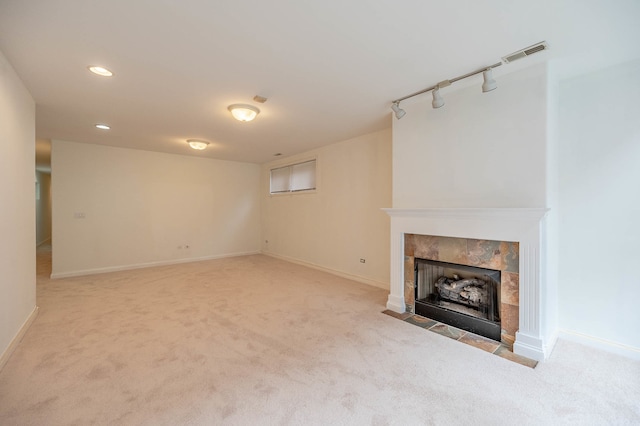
xmin=1 ymin=249 xmax=639 ymax=425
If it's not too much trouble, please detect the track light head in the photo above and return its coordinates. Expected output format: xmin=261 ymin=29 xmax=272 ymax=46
xmin=391 ymin=102 xmax=406 ymax=119
xmin=482 ymin=68 xmax=497 ymax=93
xmin=432 ymin=87 xmax=444 ymax=109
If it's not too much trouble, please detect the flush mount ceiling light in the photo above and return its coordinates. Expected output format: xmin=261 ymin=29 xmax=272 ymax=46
xmin=88 ymin=66 xmax=113 ymax=77
xmin=187 ymin=139 xmax=209 ymax=150
xmin=95 ymin=123 xmax=110 ymax=130
xmin=228 ymin=104 xmax=260 ymax=122
xmin=389 ymin=41 xmax=548 ymax=118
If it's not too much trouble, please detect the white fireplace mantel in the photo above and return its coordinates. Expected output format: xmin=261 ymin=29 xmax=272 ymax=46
xmin=383 ymin=207 xmax=552 ymax=361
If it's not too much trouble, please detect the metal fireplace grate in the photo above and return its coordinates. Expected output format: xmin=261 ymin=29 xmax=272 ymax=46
xmin=414 ymin=258 xmax=501 ymax=341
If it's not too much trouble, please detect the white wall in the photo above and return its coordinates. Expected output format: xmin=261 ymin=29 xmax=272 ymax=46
xmin=556 ymin=59 xmax=640 ymax=351
xmin=36 ymin=171 xmax=52 ymax=245
xmin=51 ymin=140 xmax=261 ymax=277
xmin=0 ymin=50 xmax=36 ymax=363
xmin=261 ymin=129 xmax=392 ymax=289
xmin=392 ymin=64 xmax=548 ymax=208
xmin=544 ymin=64 xmax=561 ymax=347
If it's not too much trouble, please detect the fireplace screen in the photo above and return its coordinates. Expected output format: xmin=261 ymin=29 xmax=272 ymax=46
xmin=414 ymin=258 xmax=501 ymax=341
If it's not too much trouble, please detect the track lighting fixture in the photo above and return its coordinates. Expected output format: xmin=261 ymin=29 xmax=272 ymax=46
xmin=482 ymin=68 xmax=497 ymax=93
xmin=390 ymin=61 xmax=500 ymax=118
xmin=431 ymin=87 xmax=444 ymax=109
xmin=391 ymin=102 xmax=406 ymax=119
xmin=389 ymin=41 xmax=549 ymax=119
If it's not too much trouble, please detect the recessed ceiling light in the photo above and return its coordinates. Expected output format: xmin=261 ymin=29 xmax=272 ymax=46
xmin=274 ymin=153 xmax=282 ymax=156
xmin=88 ymin=66 xmax=114 ymax=77
xmin=95 ymin=124 xmax=110 ymax=130
xmin=187 ymin=139 xmax=209 ymax=150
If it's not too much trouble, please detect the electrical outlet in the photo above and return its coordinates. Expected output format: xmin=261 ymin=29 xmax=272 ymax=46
xmin=360 ymin=258 xmax=366 ymax=263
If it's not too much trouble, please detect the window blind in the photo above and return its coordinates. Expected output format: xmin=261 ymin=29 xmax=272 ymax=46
xmin=269 ymin=159 xmax=316 ymax=194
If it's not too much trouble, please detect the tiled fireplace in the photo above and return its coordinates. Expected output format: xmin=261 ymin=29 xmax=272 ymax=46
xmin=383 ymin=208 xmax=551 ymax=361
xmin=405 ymin=234 xmax=519 ymax=346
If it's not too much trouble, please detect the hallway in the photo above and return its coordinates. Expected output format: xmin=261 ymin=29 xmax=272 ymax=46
xmin=36 ymin=243 xmax=52 ymax=281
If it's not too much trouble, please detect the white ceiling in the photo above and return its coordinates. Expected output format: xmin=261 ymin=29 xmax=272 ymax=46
xmin=2 ymin=0 xmax=639 ymax=164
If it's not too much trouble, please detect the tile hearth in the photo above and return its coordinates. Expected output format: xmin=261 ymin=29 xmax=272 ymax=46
xmin=382 ymin=310 xmax=538 ymax=369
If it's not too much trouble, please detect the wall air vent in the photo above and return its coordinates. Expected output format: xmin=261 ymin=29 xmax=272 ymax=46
xmin=502 ymin=41 xmax=549 ymax=63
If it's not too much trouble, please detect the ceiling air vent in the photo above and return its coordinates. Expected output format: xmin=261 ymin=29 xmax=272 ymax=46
xmin=502 ymin=41 xmax=549 ymax=63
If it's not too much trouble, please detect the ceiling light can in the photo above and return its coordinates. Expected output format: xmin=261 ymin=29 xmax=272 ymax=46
xmin=432 ymin=87 xmax=444 ymax=109
xmin=95 ymin=123 xmax=110 ymax=130
xmin=482 ymin=69 xmax=497 ymax=93
xmin=391 ymin=103 xmax=406 ymax=119
xmin=88 ymin=66 xmax=114 ymax=77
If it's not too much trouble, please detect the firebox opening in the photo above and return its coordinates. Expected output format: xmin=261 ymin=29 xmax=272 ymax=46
xmin=414 ymin=258 xmax=501 ymax=342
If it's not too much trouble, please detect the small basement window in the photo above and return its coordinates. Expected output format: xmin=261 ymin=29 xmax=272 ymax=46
xmin=270 ymin=159 xmax=316 ymax=194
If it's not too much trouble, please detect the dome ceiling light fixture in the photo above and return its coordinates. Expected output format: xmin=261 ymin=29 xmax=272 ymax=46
xmin=88 ymin=66 xmax=114 ymax=77
xmin=95 ymin=123 xmax=111 ymax=130
xmin=228 ymin=104 xmax=260 ymax=122
xmin=187 ymin=139 xmax=210 ymax=150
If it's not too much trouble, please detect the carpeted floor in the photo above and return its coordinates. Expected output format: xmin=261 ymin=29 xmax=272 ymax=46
xmin=0 ymin=248 xmax=639 ymax=425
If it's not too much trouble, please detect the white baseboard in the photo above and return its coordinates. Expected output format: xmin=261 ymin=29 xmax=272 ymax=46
xmin=544 ymin=329 xmax=560 ymax=359
xmin=263 ymin=251 xmax=389 ymax=290
xmin=0 ymin=306 xmax=39 ymax=372
xmin=50 ymin=251 xmax=261 ymax=279
xmin=514 ymin=331 xmax=546 ymax=362
xmin=386 ymin=294 xmax=406 ymax=313
xmin=558 ymin=329 xmax=640 ymax=360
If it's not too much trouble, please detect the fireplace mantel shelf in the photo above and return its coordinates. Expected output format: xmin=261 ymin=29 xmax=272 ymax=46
xmin=382 ymin=208 xmax=549 ymax=221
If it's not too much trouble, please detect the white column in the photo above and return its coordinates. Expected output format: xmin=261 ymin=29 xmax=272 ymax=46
xmin=513 ymin=222 xmax=546 ymax=361
xmin=386 ymin=224 xmax=406 ymax=313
